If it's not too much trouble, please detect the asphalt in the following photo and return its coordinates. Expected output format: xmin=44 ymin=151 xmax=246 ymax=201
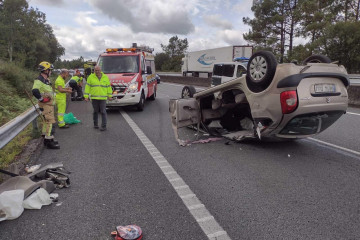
xmin=1 ymin=82 xmax=360 ymax=239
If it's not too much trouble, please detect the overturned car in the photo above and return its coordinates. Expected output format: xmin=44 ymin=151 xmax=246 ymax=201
xmin=169 ymin=51 xmax=349 ymax=145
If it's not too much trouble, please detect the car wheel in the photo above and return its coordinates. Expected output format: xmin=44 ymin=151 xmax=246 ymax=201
xmin=149 ymin=87 xmax=156 ymax=100
xmin=246 ymin=51 xmax=277 ymax=93
xmin=137 ymin=92 xmax=145 ymax=111
xmin=181 ymin=85 xmax=196 ymax=98
xmin=303 ymin=54 xmax=331 ymax=64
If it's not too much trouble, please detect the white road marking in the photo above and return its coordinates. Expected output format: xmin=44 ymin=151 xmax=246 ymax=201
xmin=120 ymin=110 xmax=232 ymax=240
xmin=347 ymin=111 xmax=360 ymax=116
xmin=308 ymin=137 xmax=360 ymax=156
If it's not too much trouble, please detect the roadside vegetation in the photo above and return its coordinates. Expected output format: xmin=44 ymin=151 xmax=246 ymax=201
xmin=0 ymin=0 xmax=64 ymax=170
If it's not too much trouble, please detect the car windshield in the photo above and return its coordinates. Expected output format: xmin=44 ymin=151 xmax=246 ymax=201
xmin=98 ymin=56 xmax=139 ymax=74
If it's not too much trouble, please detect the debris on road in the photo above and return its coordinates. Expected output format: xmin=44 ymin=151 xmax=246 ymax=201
xmin=111 ymin=225 xmax=143 ymax=240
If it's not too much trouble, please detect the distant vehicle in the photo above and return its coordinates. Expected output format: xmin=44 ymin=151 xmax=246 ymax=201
xmin=155 ymin=74 xmax=160 ymax=83
xmin=211 ymin=61 xmax=247 ymax=86
xmin=181 ymin=45 xmax=253 ymax=78
xmin=171 ymin=51 xmax=350 ymax=142
xmin=97 ymin=44 xmax=157 ymax=111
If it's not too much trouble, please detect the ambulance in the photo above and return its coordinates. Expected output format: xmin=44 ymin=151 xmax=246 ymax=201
xmin=96 ymin=44 xmax=157 ymax=111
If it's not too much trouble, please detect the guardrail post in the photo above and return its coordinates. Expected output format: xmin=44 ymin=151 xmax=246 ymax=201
xmin=31 ymin=117 xmax=41 ymax=138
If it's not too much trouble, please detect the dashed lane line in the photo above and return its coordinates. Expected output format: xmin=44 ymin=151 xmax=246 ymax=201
xmin=308 ymin=137 xmax=360 ymax=157
xmin=120 ymin=110 xmax=232 ymax=240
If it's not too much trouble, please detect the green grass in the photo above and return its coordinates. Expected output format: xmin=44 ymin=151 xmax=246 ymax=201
xmin=0 ymin=61 xmax=41 ymax=171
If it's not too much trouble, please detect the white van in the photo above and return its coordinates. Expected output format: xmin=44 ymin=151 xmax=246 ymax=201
xmin=211 ymin=62 xmax=248 ymax=86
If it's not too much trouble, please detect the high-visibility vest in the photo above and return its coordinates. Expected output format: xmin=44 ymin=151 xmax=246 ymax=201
xmin=55 ymin=75 xmax=66 ymax=100
xmin=84 ymin=72 xmax=112 ymax=100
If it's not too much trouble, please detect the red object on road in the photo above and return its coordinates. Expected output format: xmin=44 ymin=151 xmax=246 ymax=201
xmin=111 ymin=225 xmax=143 ymax=240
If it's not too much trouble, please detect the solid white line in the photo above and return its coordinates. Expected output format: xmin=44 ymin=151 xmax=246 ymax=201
xmin=120 ymin=110 xmax=231 ymax=240
xmin=347 ymin=112 xmax=360 ymax=116
xmin=308 ymin=137 xmax=360 ymax=156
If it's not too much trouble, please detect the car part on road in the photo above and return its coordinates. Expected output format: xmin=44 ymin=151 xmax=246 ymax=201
xmin=246 ymin=50 xmax=277 ymax=93
xmin=181 ymin=85 xmax=196 ymax=98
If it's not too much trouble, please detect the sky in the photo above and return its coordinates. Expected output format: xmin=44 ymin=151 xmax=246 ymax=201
xmin=28 ymin=0 xmax=255 ymax=61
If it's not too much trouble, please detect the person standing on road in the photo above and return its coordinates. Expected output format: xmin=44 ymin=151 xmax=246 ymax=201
xmin=84 ymin=65 xmax=112 ymax=131
xmin=55 ymin=69 xmax=72 ymax=129
xmin=69 ymin=69 xmax=84 ymax=101
xmin=32 ymin=61 xmax=60 ymax=149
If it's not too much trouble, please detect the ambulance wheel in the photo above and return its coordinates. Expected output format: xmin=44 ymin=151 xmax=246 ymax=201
xmin=149 ymin=87 xmax=156 ymax=100
xmin=137 ymin=92 xmax=145 ymax=111
xmin=181 ymin=85 xmax=196 ymax=98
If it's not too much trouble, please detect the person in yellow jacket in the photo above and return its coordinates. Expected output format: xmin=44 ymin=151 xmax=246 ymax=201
xmin=69 ymin=69 xmax=84 ymax=101
xmin=32 ymin=61 xmax=60 ymax=149
xmin=55 ymin=69 xmax=72 ymax=128
xmin=84 ymin=66 xmax=112 ymax=131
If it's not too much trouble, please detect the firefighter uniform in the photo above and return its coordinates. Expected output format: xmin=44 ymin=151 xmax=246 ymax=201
xmin=32 ymin=61 xmax=59 ymax=149
xmin=55 ymin=75 xmax=67 ymax=127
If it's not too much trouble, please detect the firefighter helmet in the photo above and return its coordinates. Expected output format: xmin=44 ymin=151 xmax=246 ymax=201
xmin=38 ymin=61 xmax=54 ymax=72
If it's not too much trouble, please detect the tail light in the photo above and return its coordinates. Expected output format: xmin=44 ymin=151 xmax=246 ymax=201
xmin=280 ymin=90 xmax=298 ymax=114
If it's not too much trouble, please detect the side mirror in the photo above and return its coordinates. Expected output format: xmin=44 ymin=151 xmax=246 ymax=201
xmin=146 ymin=66 xmax=152 ymax=74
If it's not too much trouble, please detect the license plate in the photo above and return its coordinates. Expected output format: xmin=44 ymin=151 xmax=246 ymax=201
xmin=314 ymin=84 xmax=336 ymax=93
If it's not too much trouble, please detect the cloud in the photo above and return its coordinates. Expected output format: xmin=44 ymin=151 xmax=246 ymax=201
xmin=85 ymin=0 xmax=195 ymax=34
xmin=203 ymin=14 xmax=233 ymax=30
xmin=216 ymin=29 xmax=246 ymax=45
xmin=52 ymin=12 xmax=166 ymax=60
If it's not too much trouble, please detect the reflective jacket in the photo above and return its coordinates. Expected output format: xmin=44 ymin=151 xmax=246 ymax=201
xmin=32 ymin=75 xmax=55 ymax=104
xmin=55 ymin=75 xmax=66 ymax=100
xmin=84 ymin=72 xmax=112 ymax=100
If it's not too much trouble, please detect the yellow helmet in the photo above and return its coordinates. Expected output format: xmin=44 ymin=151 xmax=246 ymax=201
xmin=38 ymin=61 xmax=54 ymax=72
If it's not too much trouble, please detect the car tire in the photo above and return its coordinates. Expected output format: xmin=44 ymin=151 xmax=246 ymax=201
xmin=137 ymin=92 xmax=145 ymax=111
xmin=149 ymin=87 xmax=156 ymax=100
xmin=181 ymin=85 xmax=196 ymax=98
xmin=303 ymin=54 xmax=331 ymax=64
xmin=246 ymin=51 xmax=277 ymax=93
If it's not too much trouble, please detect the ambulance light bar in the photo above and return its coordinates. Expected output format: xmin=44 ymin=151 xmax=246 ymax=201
xmin=106 ymin=48 xmax=137 ymax=52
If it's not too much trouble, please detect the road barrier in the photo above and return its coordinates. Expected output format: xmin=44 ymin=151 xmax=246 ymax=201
xmin=0 ymin=107 xmax=38 ymax=149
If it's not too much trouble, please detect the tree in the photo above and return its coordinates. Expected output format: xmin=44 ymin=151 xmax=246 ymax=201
xmin=243 ymin=0 xmax=302 ymax=62
xmin=315 ymin=21 xmax=360 ymax=72
xmin=156 ymin=36 xmax=188 ymax=71
xmin=0 ymin=0 xmax=64 ymax=68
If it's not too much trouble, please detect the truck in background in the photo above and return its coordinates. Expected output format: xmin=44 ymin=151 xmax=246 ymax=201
xmin=96 ymin=44 xmax=157 ymax=111
xmin=181 ymin=45 xmax=253 ymax=78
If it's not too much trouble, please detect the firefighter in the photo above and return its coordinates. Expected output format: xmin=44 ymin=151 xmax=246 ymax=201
xmin=84 ymin=66 xmax=112 ymax=131
xmin=55 ymin=69 xmax=72 ymax=128
xmin=69 ymin=69 xmax=84 ymax=101
xmin=32 ymin=61 xmax=60 ymax=149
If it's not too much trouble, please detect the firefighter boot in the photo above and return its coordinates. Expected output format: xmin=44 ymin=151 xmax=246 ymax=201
xmin=42 ymin=135 xmax=58 ymax=145
xmin=44 ymin=139 xmax=60 ymax=149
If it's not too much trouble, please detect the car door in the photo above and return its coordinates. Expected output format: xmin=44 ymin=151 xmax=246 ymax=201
xmin=169 ymin=98 xmax=200 ymax=128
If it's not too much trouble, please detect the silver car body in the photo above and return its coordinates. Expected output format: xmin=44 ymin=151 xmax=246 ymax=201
xmin=170 ymin=62 xmax=349 ymax=143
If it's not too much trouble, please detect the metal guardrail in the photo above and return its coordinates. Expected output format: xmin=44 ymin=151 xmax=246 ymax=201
xmin=0 ymin=106 xmax=38 ymax=149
